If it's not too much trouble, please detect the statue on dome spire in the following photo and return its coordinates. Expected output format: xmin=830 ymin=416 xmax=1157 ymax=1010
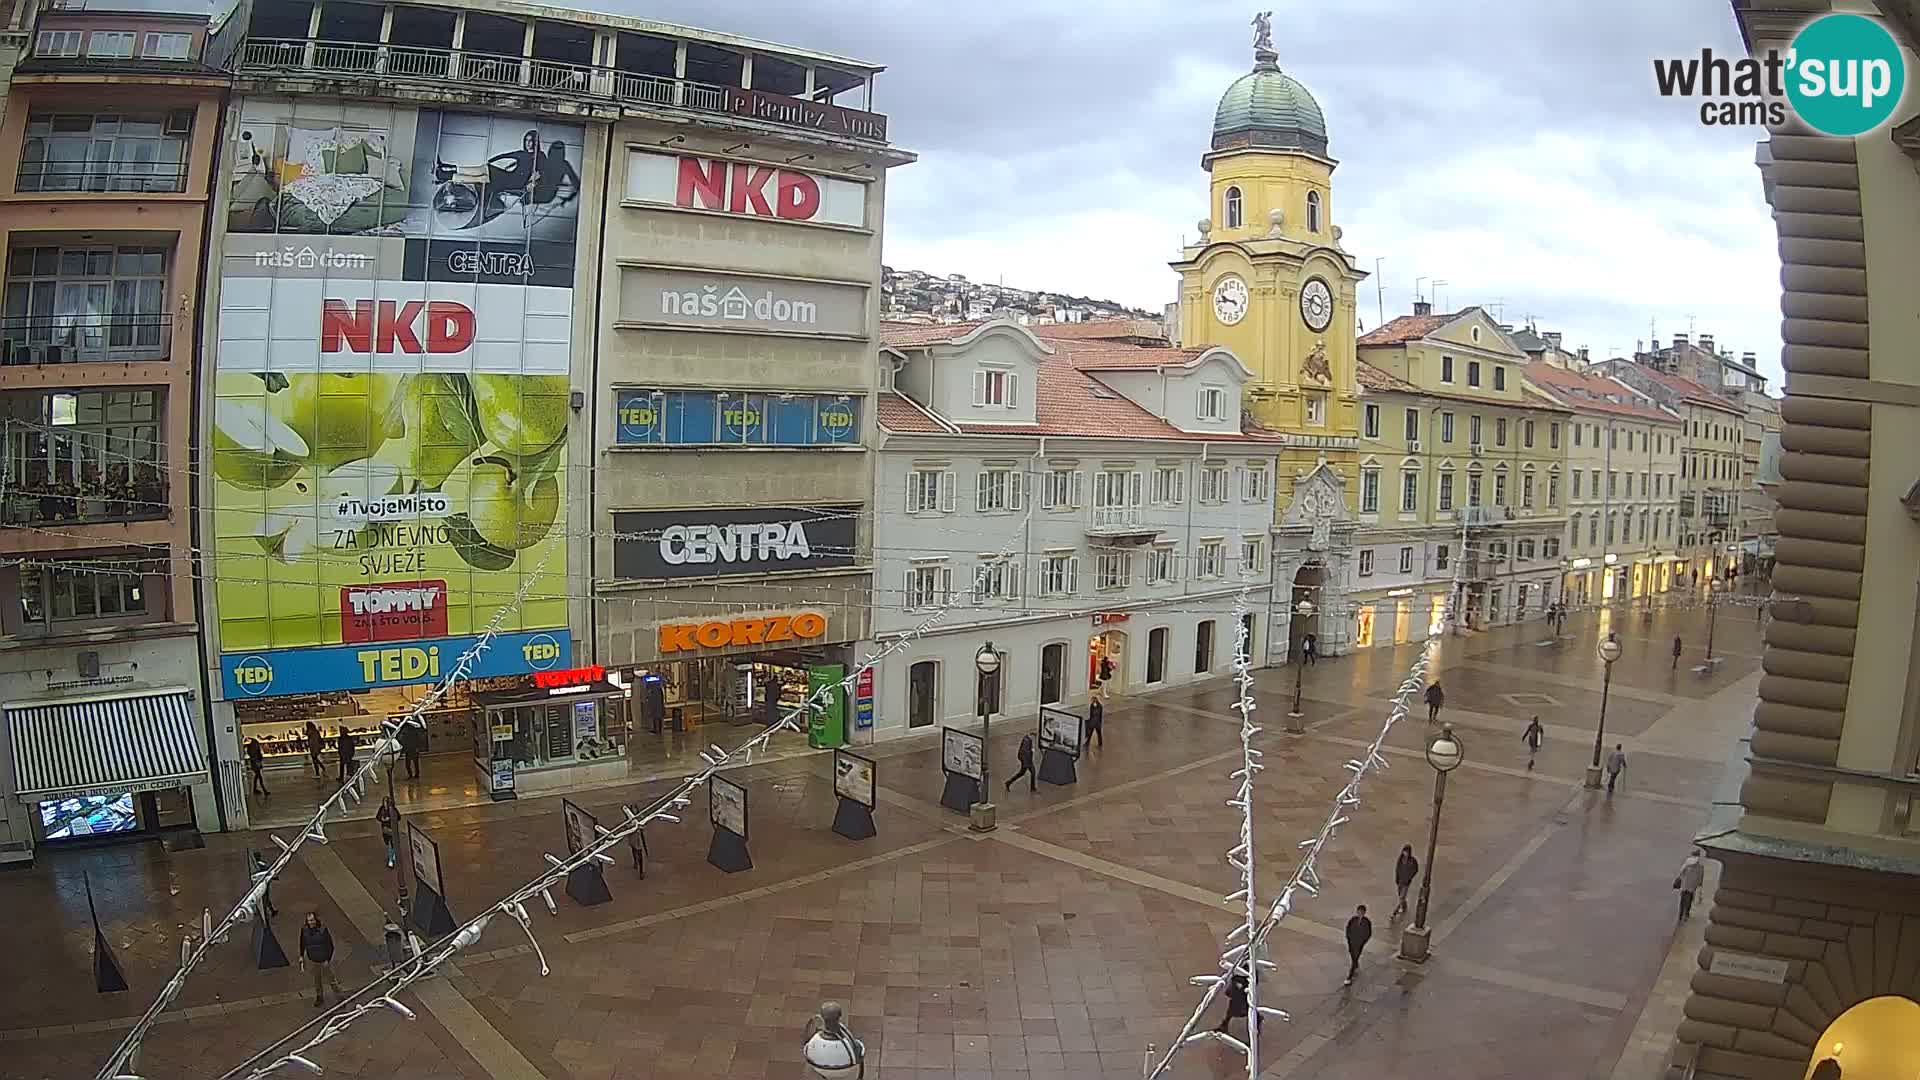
xmin=1251 ymin=11 xmax=1275 ymax=54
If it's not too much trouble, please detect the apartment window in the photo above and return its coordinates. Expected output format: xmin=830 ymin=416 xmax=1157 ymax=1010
xmin=17 ymin=558 xmax=155 ymax=626
xmin=1591 ymin=424 xmax=1599 ymax=445
xmin=1521 ymin=473 xmax=1535 ymax=509
xmin=1363 ymin=404 xmax=1381 ymax=439
xmin=1550 ymin=423 xmax=1561 ymax=449
xmin=1358 ymin=549 xmax=1375 ymax=576
xmin=1606 ymin=514 xmax=1616 ymax=545
xmin=1240 ymin=536 xmax=1265 ymax=577
xmin=1639 ymin=510 xmax=1650 ymax=541
xmin=1398 ymin=546 xmax=1414 ymax=573
xmin=1360 ymin=469 xmax=1380 ymax=513
xmin=142 ymin=32 xmax=192 ymax=60
xmin=2 ymin=389 xmax=165 ymax=526
xmin=1197 ymin=539 xmax=1225 ymax=578
xmin=5 ymin=245 xmax=172 ymax=359
xmin=1441 ymin=412 xmax=1455 ymax=443
xmin=1568 ymin=514 xmax=1581 ymax=549
xmin=1304 ymin=393 xmax=1326 ymax=425
xmin=1624 ymin=473 xmax=1633 ymax=497
xmin=1467 ymin=472 xmax=1482 ymax=506
xmin=973 ymin=367 xmax=1018 ymax=407
xmin=905 ymin=562 xmax=952 ymax=610
xmin=1547 ymin=474 xmax=1559 ymax=507
xmin=1523 ymin=420 xmax=1535 ymax=448
xmin=1571 ymin=471 xmax=1582 ymax=499
xmin=87 ymin=31 xmax=136 ymax=58
xmin=1469 ymin=415 xmax=1483 ymax=446
xmin=1241 ymin=464 xmax=1271 ymax=502
xmin=1152 ymin=464 xmax=1185 ymax=505
xmin=1404 ymin=408 xmax=1420 ymax=442
xmin=1467 ymin=360 xmax=1482 ymax=387
xmin=1039 ymin=553 xmax=1079 ymax=596
xmin=1441 ymin=355 xmax=1454 ymax=383
xmin=1543 ymin=537 xmax=1560 ymax=559
xmin=1438 ymin=471 xmax=1454 ymax=511
xmin=976 ymin=466 xmax=1023 ymax=512
xmin=973 ymin=557 xmax=1020 ymax=604
xmin=1148 ymin=544 xmax=1178 ymax=585
xmin=1493 ymin=472 xmax=1507 ymax=505
xmin=1573 ymin=424 xmax=1583 ymax=447
xmin=1493 ymin=366 xmax=1507 ymax=391
xmin=1607 ymin=471 xmax=1618 ymax=498
xmin=1518 ymin=539 xmax=1535 ymax=561
xmin=1641 ymin=471 xmax=1650 ymax=497
xmin=1401 ymin=470 xmax=1419 ymax=513
xmin=1610 ymin=428 xmax=1618 ymax=450
xmin=1495 ymin=418 xmax=1508 ymax=446
xmin=35 ymin=30 xmax=83 ymax=57
xmin=1224 ymin=186 xmax=1244 ymax=229
xmin=1435 ymin=544 xmax=1450 ymax=570
xmin=1094 ymin=469 xmax=1142 ymax=518
xmin=905 ymin=467 xmax=953 ymax=513
xmin=1490 ymin=541 xmax=1508 ymax=562
xmin=1199 ymin=384 xmax=1227 ymax=421
xmin=1041 ymin=468 xmax=1082 ymax=510
xmin=1199 ymin=465 xmax=1229 ymax=504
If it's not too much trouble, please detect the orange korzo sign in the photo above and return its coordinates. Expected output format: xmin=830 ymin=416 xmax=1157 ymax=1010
xmin=658 ymin=612 xmax=828 ymax=654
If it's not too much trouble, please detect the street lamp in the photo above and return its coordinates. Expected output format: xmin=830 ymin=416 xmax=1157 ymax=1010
xmin=1287 ymin=599 xmax=1315 ymax=731
xmin=1702 ymin=579 xmax=1722 ymax=669
xmin=1585 ymin=634 xmax=1623 ymax=789
xmin=1399 ymin=723 xmax=1464 ymax=962
xmin=971 ymin=641 xmax=1000 ymax=832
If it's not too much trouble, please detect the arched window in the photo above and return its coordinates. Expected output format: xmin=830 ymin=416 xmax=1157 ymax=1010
xmin=1224 ymin=186 xmax=1243 ymax=229
xmin=1306 ymin=190 xmax=1322 ymax=232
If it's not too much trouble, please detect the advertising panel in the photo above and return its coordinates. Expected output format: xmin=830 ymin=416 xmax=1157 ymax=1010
xmin=613 ymin=389 xmax=859 ymax=447
xmin=407 ymin=822 xmax=445 ymax=894
xmin=1039 ymin=706 xmax=1083 ymax=758
xmin=617 ymin=266 xmax=867 ymax=338
xmin=708 ymin=775 xmax=748 ymax=838
xmin=219 ymin=630 xmax=570 ymax=698
xmin=561 ymin=798 xmax=595 ymax=856
xmin=211 ymin=99 xmax=583 ymax=681
xmin=623 ymin=151 xmax=868 ymax=228
xmin=612 ymin=505 xmax=857 ymax=581
xmin=833 ymin=749 xmax=876 ymax=808
xmin=942 ymin=728 xmax=983 ymax=781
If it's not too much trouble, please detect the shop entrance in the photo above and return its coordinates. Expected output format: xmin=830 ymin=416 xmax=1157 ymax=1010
xmin=1240 ymin=613 xmax=1256 ymax=661
xmin=1146 ymin=627 xmax=1168 ymax=684
xmin=1090 ymin=629 xmax=1128 ymax=690
xmin=1194 ymin=620 xmax=1215 ymax=674
xmin=622 ymin=648 xmax=838 ymax=767
xmin=909 ymin=660 xmax=938 ymax=727
xmin=1291 ymin=562 xmax=1324 ymax=653
xmin=1039 ymin=643 xmax=1065 ymax=705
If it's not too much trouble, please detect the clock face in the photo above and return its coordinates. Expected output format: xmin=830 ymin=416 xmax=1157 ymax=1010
xmin=1212 ymin=275 xmax=1249 ymax=326
xmin=1300 ymin=277 xmax=1334 ymax=332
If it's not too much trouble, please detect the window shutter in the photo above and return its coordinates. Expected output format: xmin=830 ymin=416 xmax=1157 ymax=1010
xmin=1006 ymin=372 xmax=1019 ymax=408
xmin=1129 ymin=470 xmax=1143 ymax=507
xmin=940 ymin=566 xmax=953 ymax=604
xmin=972 ymin=369 xmax=987 ymax=406
xmin=1007 ymin=560 xmax=1021 ymax=601
xmin=904 ymin=567 xmax=917 ymax=608
xmin=1067 ymin=557 xmax=1080 ymax=594
xmin=1008 ymin=470 xmax=1023 ymax=510
xmin=1174 ymin=469 xmax=1185 ymax=505
xmin=905 ymin=473 xmax=919 ymax=513
xmin=976 ymin=470 xmax=990 ymax=509
xmin=940 ymin=470 xmax=956 ymax=512
xmin=1070 ymin=470 xmax=1084 ymax=508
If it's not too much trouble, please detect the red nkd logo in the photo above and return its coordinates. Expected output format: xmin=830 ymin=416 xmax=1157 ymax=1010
xmin=321 ymin=299 xmax=476 ymax=354
xmin=675 ymin=157 xmax=822 ymax=220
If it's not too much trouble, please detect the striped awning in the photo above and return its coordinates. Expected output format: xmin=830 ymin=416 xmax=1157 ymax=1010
xmin=6 ymin=689 xmax=207 ymax=801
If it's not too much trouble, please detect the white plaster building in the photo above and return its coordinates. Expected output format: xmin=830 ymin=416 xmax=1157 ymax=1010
xmin=860 ymin=319 xmax=1280 ymax=738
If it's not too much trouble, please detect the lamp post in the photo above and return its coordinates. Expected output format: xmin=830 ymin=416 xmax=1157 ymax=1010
xmin=1702 ymin=579 xmax=1722 ymax=668
xmin=971 ymin=642 xmax=1000 ymax=832
xmin=1585 ymin=634 xmax=1623 ymax=789
xmin=1287 ymin=599 xmax=1315 ymax=733
xmin=1398 ymin=723 xmax=1463 ymax=962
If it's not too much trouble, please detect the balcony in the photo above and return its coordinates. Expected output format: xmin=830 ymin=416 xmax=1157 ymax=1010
xmin=1087 ymin=505 xmax=1162 ymax=544
xmin=1459 ymin=505 xmax=1513 ymax=528
xmin=234 ymin=38 xmax=890 ymax=144
xmin=15 ymin=161 xmax=189 ymax=195
xmin=1 ymin=466 xmax=167 ymax=527
xmin=1 ymin=314 xmax=173 ymax=366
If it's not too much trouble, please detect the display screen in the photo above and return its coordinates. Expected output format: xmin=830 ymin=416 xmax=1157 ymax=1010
xmin=39 ymin=793 xmax=138 ymax=838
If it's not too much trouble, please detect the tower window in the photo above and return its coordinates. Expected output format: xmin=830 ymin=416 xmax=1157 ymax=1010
xmin=1224 ymin=186 xmax=1243 ymax=229
xmin=1306 ymin=191 xmax=1322 ymax=233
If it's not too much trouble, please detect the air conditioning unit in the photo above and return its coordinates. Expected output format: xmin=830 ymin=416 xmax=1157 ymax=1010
xmin=1469 ymin=442 xmax=1484 ymax=456
xmin=1406 ymin=439 xmax=1422 ymax=453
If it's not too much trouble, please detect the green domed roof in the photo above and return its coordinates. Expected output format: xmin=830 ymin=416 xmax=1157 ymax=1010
xmin=1212 ymin=55 xmax=1327 ymax=156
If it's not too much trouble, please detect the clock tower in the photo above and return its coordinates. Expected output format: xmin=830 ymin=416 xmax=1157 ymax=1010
xmin=1171 ymin=14 xmax=1365 ymax=656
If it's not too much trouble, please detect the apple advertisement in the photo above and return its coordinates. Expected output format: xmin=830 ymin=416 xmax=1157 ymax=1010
xmin=212 ymin=99 xmax=581 ymax=697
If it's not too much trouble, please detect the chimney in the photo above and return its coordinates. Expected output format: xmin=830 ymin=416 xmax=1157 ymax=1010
xmin=1741 ymin=351 xmax=1756 ymax=364
xmin=1577 ymin=346 xmax=1590 ymax=363
xmin=1699 ymin=333 xmax=1714 ymax=352
xmin=1413 ymin=299 xmax=1432 ymax=317
xmin=1673 ymin=332 xmax=1688 ymax=347
xmin=1544 ymin=331 xmax=1562 ymax=348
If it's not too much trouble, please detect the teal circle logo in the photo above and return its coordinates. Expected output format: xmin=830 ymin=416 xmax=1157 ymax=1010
xmin=232 ymin=655 xmax=274 ymax=696
xmin=1786 ymin=14 xmax=1906 ymax=136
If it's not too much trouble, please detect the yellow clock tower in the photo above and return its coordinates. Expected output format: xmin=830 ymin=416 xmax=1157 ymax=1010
xmin=1172 ymin=21 xmax=1366 ymax=514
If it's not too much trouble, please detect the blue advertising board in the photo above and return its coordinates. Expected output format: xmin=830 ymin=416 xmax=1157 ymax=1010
xmin=220 ymin=631 xmax=571 ymax=699
xmin=614 ymin=389 xmax=859 ymax=447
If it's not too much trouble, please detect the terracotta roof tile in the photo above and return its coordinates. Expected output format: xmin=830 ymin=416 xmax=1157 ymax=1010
xmin=879 ymin=321 xmax=990 ymax=347
xmin=1356 ymin=310 xmax=1463 ymax=346
xmin=1627 ymin=366 xmax=1741 ymax=411
xmin=875 ymin=391 xmax=951 ymax=434
xmin=1522 ymin=362 xmax=1677 ymax=423
xmin=1052 ymin=339 xmax=1211 ymax=371
xmin=1356 ymin=361 xmax=1418 ymax=393
xmin=1030 ymin=319 xmax=1167 ymax=343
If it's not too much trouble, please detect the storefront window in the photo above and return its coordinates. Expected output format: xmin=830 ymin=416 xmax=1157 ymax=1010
xmin=18 ymin=558 xmax=157 ymax=626
xmin=1354 ymin=606 xmax=1374 ymax=648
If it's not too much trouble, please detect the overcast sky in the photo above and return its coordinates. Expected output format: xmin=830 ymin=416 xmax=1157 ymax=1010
xmin=599 ymin=0 xmax=1782 ymax=381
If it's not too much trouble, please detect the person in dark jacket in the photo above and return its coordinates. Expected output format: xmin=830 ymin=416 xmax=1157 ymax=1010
xmin=1343 ymin=905 xmax=1373 ymax=986
xmin=1005 ymin=734 xmax=1036 ymax=793
xmin=247 ymin=738 xmax=270 ymax=798
xmin=1211 ymin=967 xmax=1258 ymax=1036
xmin=1301 ymin=632 xmax=1318 ymax=666
xmin=1086 ymin=695 xmax=1105 ymax=749
xmin=252 ymin=850 xmax=277 ymax=918
xmin=1424 ymin=682 xmax=1445 ymax=722
xmin=400 ymin=722 xmax=423 ymax=781
xmin=1391 ymin=846 xmax=1420 ymax=921
xmin=336 ymin=727 xmax=356 ymax=785
xmin=376 ymin=796 xmax=399 ymax=869
xmin=298 ymin=912 xmax=343 ymax=1007
xmin=304 ymin=721 xmax=325 ymax=779
xmin=1672 ymin=635 xmax=1684 ymax=670
xmin=1522 ymin=716 xmax=1545 ymax=771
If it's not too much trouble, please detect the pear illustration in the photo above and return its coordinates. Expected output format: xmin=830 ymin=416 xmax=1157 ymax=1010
xmin=470 ymin=374 xmax=570 ymax=457
xmin=271 ymin=372 xmax=406 ymax=472
xmin=211 ymin=398 xmax=309 ymax=491
xmin=401 ymin=373 xmax=485 ymax=489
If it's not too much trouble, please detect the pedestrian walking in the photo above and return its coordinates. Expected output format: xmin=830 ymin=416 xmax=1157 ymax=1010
xmin=298 ymin=912 xmax=344 ymax=1007
xmin=1672 ymin=635 xmax=1684 ymax=671
xmin=376 ymin=795 xmax=399 ymax=869
xmin=1086 ymin=694 xmax=1105 ymax=749
xmin=336 ymin=726 xmax=356 ymax=785
xmin=1343 ymin=905 xmax=1372 ymax=986
xmin=400 ymin=722 xmax=423 ymax=781
xmin=1521 ymin=716 xmax=1545 ymax=771
xmin=252 ymin=849 xmax=278 ymax=918
xmin=247 ymin=738 xmax=270 ymax=798
xmin=1605 ymin=744 xmax=1628 ymax=795
xmin=1673 ymin=847 xmax=1706 ymax=923
xmin=1424 ymin=681 xmax=1444 ymax=722
xmin=1211 ymin=967 xmax=1258 ymax=1036
xmin=623 ymin=808 xmax=648 ymax=878
xmin=1098 ymin=654 xmax=1115 ymax=684
xmin=1005 ymin=733 xmax=1036 ymax=793
xmin=1302 ymin=632 xmax=1318 ymax=666
xmin=1391 ymin=845 xmax=1419 ymax=921
xmin=305 ymin=720 xmax=325 ymax=779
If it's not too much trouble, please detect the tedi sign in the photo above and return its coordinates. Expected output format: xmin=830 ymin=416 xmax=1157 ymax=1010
xmin=612 ymin=505 xmax=858 ymax=580
xmin=624 ymin=151 xmax=867 ymax=229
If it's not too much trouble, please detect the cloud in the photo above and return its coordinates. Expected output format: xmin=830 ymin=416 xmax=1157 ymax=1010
xmin=592 ymin=0 xmax=1784 ymax=383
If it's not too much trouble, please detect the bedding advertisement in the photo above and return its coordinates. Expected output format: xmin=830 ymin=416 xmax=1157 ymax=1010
xmin=212 ymin=99 xmax=583 ymax=694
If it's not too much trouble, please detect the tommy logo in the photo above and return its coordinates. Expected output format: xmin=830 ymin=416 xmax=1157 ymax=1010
xmin=339 ymin=580 xmax=449 ymax=643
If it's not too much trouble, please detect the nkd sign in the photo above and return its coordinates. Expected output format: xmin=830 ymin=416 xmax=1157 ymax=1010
xmin=625 ymin=150 xmax=867 ymax=229
xmin=618 ymin=267 xmax=867 ymax=339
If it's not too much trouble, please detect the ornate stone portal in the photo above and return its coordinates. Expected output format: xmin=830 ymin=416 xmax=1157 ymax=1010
xmin=1272 ymin=459 xmax=1354 ymax=660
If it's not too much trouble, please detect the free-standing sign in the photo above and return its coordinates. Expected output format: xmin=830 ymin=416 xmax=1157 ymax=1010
xmin=407 ymin=821 xmax=445 ymax=895
xmin=833 ymin=749 xmax=876 ymax=808
xmin=559 ymin=798 xmax=611 ymax=905
xmin=1038 ymin=707 xmax=1084 ymax=759
xmin=709 ymin=775 xmax=748 ymax=839
xmin=942 ymin=728 xmax=984 ymax=781
xmin=624 ymin=151 xmax=868 ymax=228
xmin=617 ymin=266 xmax=868 ymax=338
xmin=561 ymin=798 xmax=595 ymax=855
xmin=612 ymin=505 xmax=858 ymax=581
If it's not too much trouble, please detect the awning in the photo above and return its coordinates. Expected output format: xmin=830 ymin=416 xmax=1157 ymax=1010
xmin=6 ymin=689 xmax=207 ymax=802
